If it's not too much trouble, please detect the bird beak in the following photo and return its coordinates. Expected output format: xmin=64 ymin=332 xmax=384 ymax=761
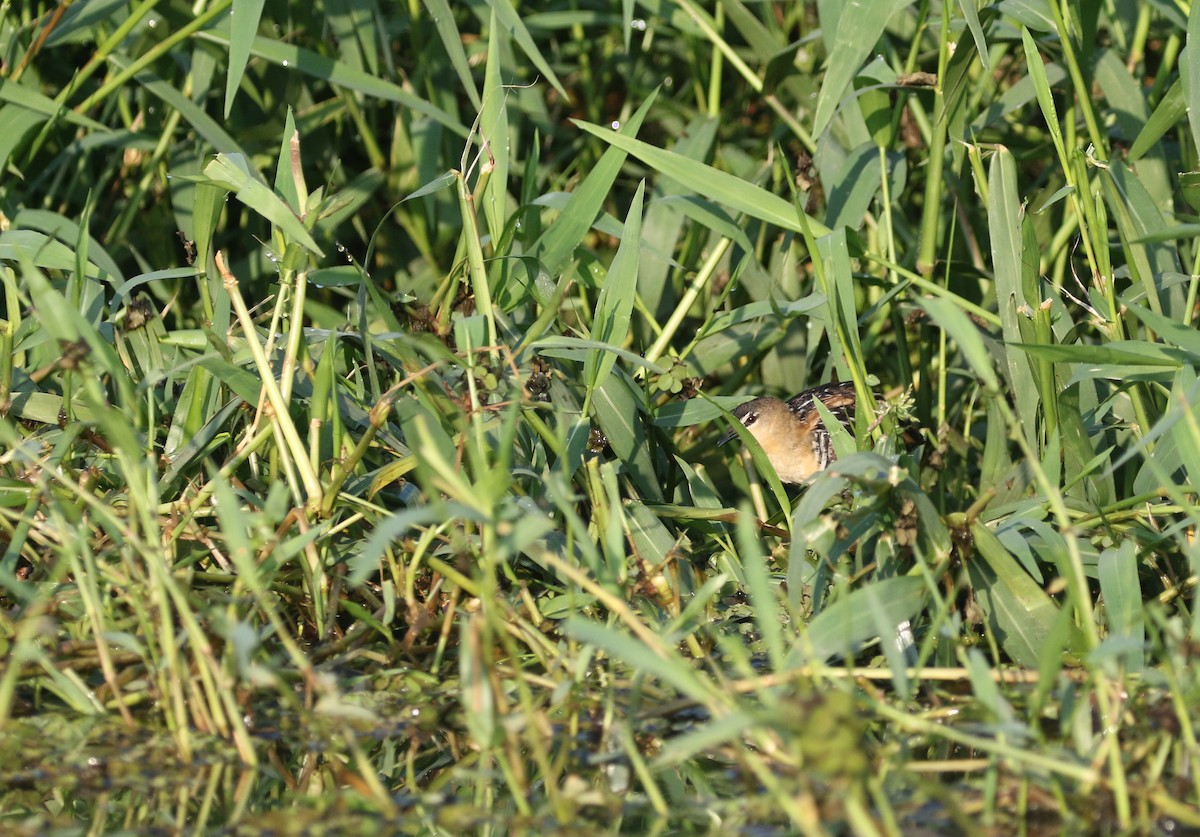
xmin=717 ymin=427 xmax=738 ymax=446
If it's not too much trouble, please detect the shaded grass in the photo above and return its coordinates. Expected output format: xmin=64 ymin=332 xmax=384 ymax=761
xmin=1 ymin=0 xmax=1200 ymax=832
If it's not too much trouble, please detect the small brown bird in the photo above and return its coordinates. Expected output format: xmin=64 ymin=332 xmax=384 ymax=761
xmin=718 ymin=381 xmax=863 ymax=483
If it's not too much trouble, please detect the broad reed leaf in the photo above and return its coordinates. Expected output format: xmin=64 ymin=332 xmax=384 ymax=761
xmin=273 ymin=110 xmax=303 ymax=213
xmin=326 ymin=0 xmax=379 ymax=77
xmin=0 ymin=106 xmax=44 ymax=173
xmin=958 ymin=0 xmax=989 ymax=59
xmin=1126 ymin=301 xmax=1200 ymax=359
xmin=1103 ymin=160 xmax=1183 ymax=317
xmin=786 ymin=576 xmax=925 ymax=667
xmin=1021 ymin=28 xmax=1067 ymax=163
xmin=815 ymin=228 xmax=867 ymax=412
xmin=722 ymin=0 xmax=778 ymax=62
xmin=593 ymin=370 xmax=661 ymax=501
xmin=420 ymin=0 xmax=481 ymax=108
xmin=480 ymin=17 xmax=511 ymax=246
xmin=0 ymin=77 xmax=106 ymax=129
xmin=0 ymin=230 xmax=109 ymax=281
xmin=626 ymin=499 xmax=677 ymax=563
xmin=533 ymin=336 xmax=666 ymax=373
xmin=967 ymin=522 xmax=1080 ymax=669
xmin=987 ymin=146 xmax=1040 ymax=449
xmin=403 ymin=411 xmax=483 ymax=512
xmin=12 ymin=208 xmax=123 ymax=282
xmin=637 ymin=115 xmax=720 ymax=316
xmin=1014 ymin=340 xmax=1183 ymax=367
xmin=916 ymin=294 xmax=1000 ymax=392
xmin=825 ymin=143 xmax=884 ymax=230
xmin=1097 ymin=540 xmax=1144 ymax=672
xmin=1183 ymin=2 xmax=1200 ymax=155
xmin=1057 ymin=383 xmax=1113 ymax=506
xmin=1095 ymin=51 xmax=1172 ymax=211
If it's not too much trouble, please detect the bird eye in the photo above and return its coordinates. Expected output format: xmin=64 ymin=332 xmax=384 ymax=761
xmin=742 ymin=413 xmax=757 ymax=428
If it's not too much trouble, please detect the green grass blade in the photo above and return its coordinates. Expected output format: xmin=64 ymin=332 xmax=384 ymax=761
xmin=532 ymin=94 xmax=656 ymax=276
xmin=197 ymin=26 xmax=469 ymax=137
xmin=987 ymin=145 xmax=1041 ymax=449
xmin=967 ymin=521 xmax=1083 ymax=669
xmin=1096 ymin=540 xmax=1145 ymax=672
xmin=916 ymin=294 xmax=1000 ymax=392
xmin=200 ymin=153 xmax=324 ymax=256
xmin=1184 ymin=1 xmax=1200 ymax=155
xmin=483 ymin=0 xmax=567 ymax=99
xmin=224 ymin=0 xmax=267 ymax=117
xmin=584 ymin=181 xmax=644 ymax=395
xmin=573 ymin=119 xmax=831 ymax=238
xmin=786 ymin=576 xmax=925 ymax=667
xmin=421 ymin=0 xmax=481 ymax=109
xmin=812 ymin=0 xmax=908 ymax=138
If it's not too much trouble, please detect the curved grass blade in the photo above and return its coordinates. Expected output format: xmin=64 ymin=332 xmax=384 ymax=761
xmin=483 ymin=0 xmax=567 ymax=99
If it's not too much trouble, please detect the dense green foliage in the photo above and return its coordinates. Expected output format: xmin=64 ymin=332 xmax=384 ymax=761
xmin=2 ymin=0 xmax=1200 ymax=832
